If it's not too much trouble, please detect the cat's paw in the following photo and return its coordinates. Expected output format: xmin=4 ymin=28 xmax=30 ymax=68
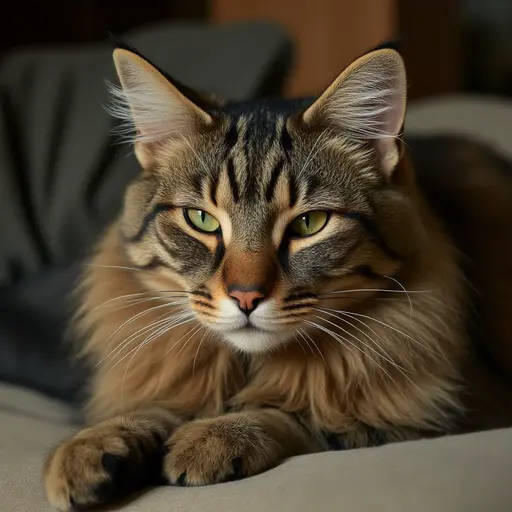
xmin=44 ymin=419 xmax=167 ymax=511
xmin=164 ymin=415 xmax=281 ymax=486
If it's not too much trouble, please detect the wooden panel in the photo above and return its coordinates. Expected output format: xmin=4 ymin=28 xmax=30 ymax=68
xmin=399 ymin=0 xmax=462 ymax=99
xmin=212 ymin=0 xmax=397 ymax=97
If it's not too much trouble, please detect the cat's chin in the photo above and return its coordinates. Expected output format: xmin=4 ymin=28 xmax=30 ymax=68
xmin=220 ymin=327 xmax=292 ymax=354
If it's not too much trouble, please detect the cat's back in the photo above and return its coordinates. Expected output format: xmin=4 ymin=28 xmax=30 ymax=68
xmin=408 ymin=135 xmax=512 ymax=429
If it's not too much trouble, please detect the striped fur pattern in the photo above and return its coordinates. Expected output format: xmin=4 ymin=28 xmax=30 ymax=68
xmin=44 ymin=48 xmax=491 ymax=510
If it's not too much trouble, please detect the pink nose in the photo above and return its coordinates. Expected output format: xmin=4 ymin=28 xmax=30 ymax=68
xmin=228 ymin=288 xmax=265 ymax=313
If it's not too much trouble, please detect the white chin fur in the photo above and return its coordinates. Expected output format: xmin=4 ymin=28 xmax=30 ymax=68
xmin=208 ymin=298 xmax=293 ymax=353
xmin=221 ymin=328 xmax=292 ymax=353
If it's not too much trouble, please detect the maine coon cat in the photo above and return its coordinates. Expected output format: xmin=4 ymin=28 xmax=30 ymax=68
xmin=43 ymin=46 xmax=512 ymax=510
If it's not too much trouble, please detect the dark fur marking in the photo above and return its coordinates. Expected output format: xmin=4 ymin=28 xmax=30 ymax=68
xmin=192 ymin=300 xmax=215 ymax=310
xmin=223 ymin=121 xmax=238 ymax=158
xmin=209 ymin=175 xmax=219 ymax=206
xmin=155 ymin=230 xmax=181 ymax=260
xmin=265 ymin=158 xmax=285 ymax=202
xmin=124 ymin=204 xmax=171 ymax=243
xmin=280 ymin=122 xmax=293 ymax=158
xmin=226 ymin=158 xmax=240 ymax=202
xmin=212 ymin=238 xmax=226 ymax=272
xmin=190 ymin=290 xmax=213 ymax=300
xmin=282 ymin=303 xmax=316 ymax=310
xmin=288 ymin=172 xmax=298 ymax=207
xmin=284 ymin=293 xmax=317 ymax=302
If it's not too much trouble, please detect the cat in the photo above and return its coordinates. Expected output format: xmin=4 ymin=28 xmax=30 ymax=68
xmin=43 ymin=45 xmax=512 ymax=510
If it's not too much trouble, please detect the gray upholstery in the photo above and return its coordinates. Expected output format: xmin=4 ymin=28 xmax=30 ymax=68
xmin=1 ymin=383 xmax=511 ymax=511
xmin=0 ymin=21 xmax=291 ymax=401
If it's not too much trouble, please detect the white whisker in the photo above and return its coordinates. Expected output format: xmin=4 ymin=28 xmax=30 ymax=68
xmin=298 ymin=328 xmax=328 ymax=368
xmin=383 ymin=275 xmax=413 ymax=319
xmin=313 ymin=309 xmax=411 ymax=373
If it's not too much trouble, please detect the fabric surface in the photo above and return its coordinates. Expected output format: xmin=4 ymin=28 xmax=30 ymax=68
xmin=0 ymin=21 xmax=291 ymax=401
xmin=1 ymin=383 xmax=511 ymax=512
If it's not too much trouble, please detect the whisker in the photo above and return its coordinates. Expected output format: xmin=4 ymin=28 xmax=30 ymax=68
xmin=304 ymin=320 xmax=407 ymax=400
xmin=111 ymin=314 xmax=195 ymax=374
xmin=121 ymin=315 xmax=197 ymax=398
xmin=298 ymin=328 xmax=328 ymax=368
xmin=86 ymin=263 xmax=166 ymax=278
xmin=193 ymin=328 xmax=214 ymax=375
xmin=98 ymin=307 xmax=189 ymax=367
xmin=292 ymin=331 xmax=308 ymax=356
xmin=105 ymin=300 xmax=189 ymax=346
xmin=383 ymin=275 xmax=413 ymax=319
xmin=90 ymin=290 xmax=189 ymax=313
xmin=313 ymin=309 xmax=411 ymax=373
xmin=320 ymin=288 xmax=436 ymax=296
xmin=323 ymin=307 xmax=444 ymax=359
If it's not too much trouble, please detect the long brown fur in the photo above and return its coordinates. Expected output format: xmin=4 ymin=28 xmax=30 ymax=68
xmin=43 ymin=48 xmax=512 ymax=510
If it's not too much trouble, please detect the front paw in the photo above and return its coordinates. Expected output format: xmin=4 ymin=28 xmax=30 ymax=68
xmin=164 ymin=415 xmax=281 ymax=486
xmin=44 ymin=418 xmax=167 ymax=510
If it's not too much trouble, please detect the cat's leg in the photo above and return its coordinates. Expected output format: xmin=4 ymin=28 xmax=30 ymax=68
xmin=164 ymin=408 xmax=325 ymax=486
xmin=44 ymin=408 xmax=181 ymax=511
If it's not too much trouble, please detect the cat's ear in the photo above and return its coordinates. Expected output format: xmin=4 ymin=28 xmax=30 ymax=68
xmin=302 ymin=49 xmax=406 ymax=175
xmin=110 ymin=48 xmax=213 ymax=169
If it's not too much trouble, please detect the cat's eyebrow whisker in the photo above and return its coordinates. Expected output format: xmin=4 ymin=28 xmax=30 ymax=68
xmin=313 ymin=309 xmax=412 ymax=374
xmin=304 ymin=320 xmax=407 ymax=400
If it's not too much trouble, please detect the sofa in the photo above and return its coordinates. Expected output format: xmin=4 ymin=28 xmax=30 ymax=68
xmin=1 ymin=22 xmax=511 ymax=512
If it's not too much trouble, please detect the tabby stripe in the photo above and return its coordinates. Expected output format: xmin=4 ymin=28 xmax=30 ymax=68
xmin=212 ymin=238 xmax=226 ymax=272
xmin=280 ymin=121 xmax=293 ymax=158
xmin=190 ymin=290 xmax=213 ymax=300
xmin=155 ymin=229 xmax=181 ymax=260
xmin=284 ymin=293 xmax=317 ymax=302
xmin=124 ymin=204 xmax=171 ymax=243
xmin=223 ymin=121 xmax=238 ymax=158
xmin=192 ymin=300 xmax=215 ymax=310
xmin=282 ymin=303 xmax=316 ymax=311
xmin=345 ymin=212 xmax=401 ymax=260
xmin=209 ymin=177 xmax=218 ymax=206
xmin=265 ymin=158 xmax=285 ymax=201
xmin=288 ymin=172 xmax=298 ymax=207
xmin=226 ymin=158 xmax=240 ymax=202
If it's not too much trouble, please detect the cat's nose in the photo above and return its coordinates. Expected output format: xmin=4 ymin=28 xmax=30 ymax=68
xmin=228 ymin=288 xmax=265 ymax=314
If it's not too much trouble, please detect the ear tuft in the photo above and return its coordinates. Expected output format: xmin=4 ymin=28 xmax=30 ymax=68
xmin=108 ymin=49 xmax=211 ymax=146
xmin=302 ymin=49 xmax=407 ymax=174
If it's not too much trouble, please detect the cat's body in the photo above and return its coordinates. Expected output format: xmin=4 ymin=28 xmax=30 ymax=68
xmin=43 ymin=48 xmax=512 ymax=510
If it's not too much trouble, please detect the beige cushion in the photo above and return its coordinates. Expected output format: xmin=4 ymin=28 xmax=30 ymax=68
xmin=1 ymin=383 xmax=512 ymax=511
xmin=407 ymin=94 xmax=512 ymax=159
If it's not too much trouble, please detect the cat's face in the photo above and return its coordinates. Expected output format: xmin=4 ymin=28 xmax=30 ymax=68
xmin=113 ymin=48 xmax=421 ymax=353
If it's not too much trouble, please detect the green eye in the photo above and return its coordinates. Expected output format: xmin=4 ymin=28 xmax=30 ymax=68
xmin=185 ymin=208 xmax=220 ymax=233
xmin=289 ymin=211 xmax=329 ymax=237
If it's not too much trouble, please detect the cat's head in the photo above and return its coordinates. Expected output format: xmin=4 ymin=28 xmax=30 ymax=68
xmin=111 ymin=47 xmax=425 ymax=353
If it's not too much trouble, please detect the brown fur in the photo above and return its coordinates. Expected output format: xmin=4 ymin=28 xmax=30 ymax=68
xmin=43 ymin=48 xmax=512 ymax=510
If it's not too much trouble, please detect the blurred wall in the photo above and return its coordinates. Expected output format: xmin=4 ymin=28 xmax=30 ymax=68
xmin=213 ymin=0 xmax=397 ymax=97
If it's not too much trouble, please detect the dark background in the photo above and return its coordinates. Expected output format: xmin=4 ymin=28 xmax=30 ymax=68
xmin=2 ymin=1 xmax=512 ymax=100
